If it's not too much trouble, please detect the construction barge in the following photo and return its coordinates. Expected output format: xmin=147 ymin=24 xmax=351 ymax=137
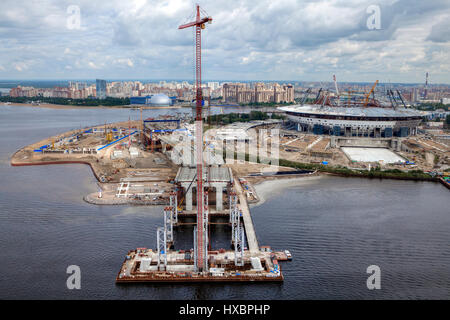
xmin=115 ymin=168 xmax=292 ymax=284
xmin=116 ymin=248 xmax=289 ymax=283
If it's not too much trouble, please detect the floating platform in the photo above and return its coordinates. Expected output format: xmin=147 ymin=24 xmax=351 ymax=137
xmin=116 ymin=273 xmax=284 ymax=283
xmin=116 ymin=248 xmax=287 ymax=283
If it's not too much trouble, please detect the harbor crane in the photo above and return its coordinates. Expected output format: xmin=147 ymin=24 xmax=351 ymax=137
xmin=178 ymin=5 xmax=212 ymax=273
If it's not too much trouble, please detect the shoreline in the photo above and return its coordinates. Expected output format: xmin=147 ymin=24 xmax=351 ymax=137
xmin=9 ymin=120 xmax=142 ymax=184
xmin=249 ymin=171 xmax=446 ymax=208
xmin=321 ymin=170 xmax=438 ymax=182
xmin=2 ymin=102 xmax=111 ymax=110
xmin=9 ymin=120 xmax=447 ymax=208
xmin=11 ymin=159 xmax=101 ymax=179
xmin=11 ymin=156 xmax=447 ymax=207
xmin=1 ymin=102 xmax=279 ymax=110
xmin=9 ymin=119 xmax=178 ymax=206
xmin=1 ymin=102 xmax=186 ymax=110
xmin=249 ymin=174 xmax=323 ymax=207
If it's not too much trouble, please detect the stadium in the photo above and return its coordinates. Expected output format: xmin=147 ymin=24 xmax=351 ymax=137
xmin=279 ymin=104 xmax=423 ymax=138
xmin=130 ymin=93 xmax=176 ymax=106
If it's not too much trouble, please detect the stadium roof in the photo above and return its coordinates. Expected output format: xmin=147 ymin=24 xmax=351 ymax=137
xmin=279 ymin=105 xmax=423 ymax=118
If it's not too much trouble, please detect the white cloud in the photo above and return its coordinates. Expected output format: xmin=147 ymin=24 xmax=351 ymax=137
xmin=88 ymin=61 xmax=99 ymax=69
xmin=13 ymin=61 xmax=31 ymax=72
xmin=0 ymin=0 xmax=448 ymax=83
xmin=115 ymin=58 xmax=134 ymax=67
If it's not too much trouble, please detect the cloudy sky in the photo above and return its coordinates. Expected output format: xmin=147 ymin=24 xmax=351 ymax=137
xmin=0 ymin=0 xmax=449 ymax=83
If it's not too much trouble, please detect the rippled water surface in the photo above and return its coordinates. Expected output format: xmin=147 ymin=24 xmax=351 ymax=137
xmin=0 ymin=106 xmax=449 ymax=299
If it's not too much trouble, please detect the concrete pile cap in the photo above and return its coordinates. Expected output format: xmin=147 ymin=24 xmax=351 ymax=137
xmin=175 ymin=166 xmax=232 ymax=183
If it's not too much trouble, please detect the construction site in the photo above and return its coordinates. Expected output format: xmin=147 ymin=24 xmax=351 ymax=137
xmin=10 ymin=84 xmax=450 ymax=285
xmin=10 ymin=5 xmax=450 ymax=284
xmin=273 ymin=74 xmax=449 ymax=173
xmin=116 ymin=5 xmax=291 ymax=283
xmin=275 ymin=128 xmax=449 ymax=172
xmin=10 ymin=5 xmax=295 ymax=283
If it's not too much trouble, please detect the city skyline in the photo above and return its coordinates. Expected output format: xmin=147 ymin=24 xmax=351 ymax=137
xmin=5 ymin=78 xmax=450 ymax=105
xmin=0 ymin=0 xmax=449 ymax=83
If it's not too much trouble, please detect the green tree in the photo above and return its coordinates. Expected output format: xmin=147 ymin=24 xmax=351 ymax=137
xmin=0 ymin=96 xmax=130 ymax=106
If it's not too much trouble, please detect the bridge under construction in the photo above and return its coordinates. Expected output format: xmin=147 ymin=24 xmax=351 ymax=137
xmin=116 ymin=4 xmax=290 ymax=283
xmin=116 ymin=174 xmax=290 ymax=283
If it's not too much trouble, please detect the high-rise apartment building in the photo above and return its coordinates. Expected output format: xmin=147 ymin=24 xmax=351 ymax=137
xmin=207 ymin=82 xmax=219 ymax=90
xmin=223 ymin=82 xmax=294 ymax=104
xmin=96 ymin=79 xmax=107 ymax=99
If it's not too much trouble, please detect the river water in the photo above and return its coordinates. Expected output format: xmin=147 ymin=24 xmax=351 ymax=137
xmin=0 ymin=105 xmax=449 ymax=299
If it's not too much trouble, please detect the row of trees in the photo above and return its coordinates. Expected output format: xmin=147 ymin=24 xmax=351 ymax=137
xmin=415 ymin=102 xmax=449 ymax=111
xmin=224 ymin=150 xmax=433 ymax=180
xmin=238 ymin=101 xmax=296 ymax=107
xmin=207 ymin=111 xmax=285 ymax=125
xmin=0 ymin=96 xmax=130 ymax=106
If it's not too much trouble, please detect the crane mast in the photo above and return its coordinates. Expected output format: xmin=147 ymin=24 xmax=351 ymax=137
xmin=333 ymin=74 xmax=340 ymax=106
xmin=178 ymin=5 xmax=212 ymax=273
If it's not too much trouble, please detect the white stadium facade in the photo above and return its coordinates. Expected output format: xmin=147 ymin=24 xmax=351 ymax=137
xmin=278 ymin=105 xmax=423 ymax=138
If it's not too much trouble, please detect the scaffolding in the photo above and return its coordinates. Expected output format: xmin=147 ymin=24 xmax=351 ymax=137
xmin=231 ymin=209 xmax=239 ymax=245
xmin=203 ymin=191 xmax=210 ymax=271
xmin=234 ymin=214 xmax=244 ymax=267
xmin=164 ymin=206 xmax=174 ymax=244
xmin=229 ymin=192 xmax=237 ymax=224
xmin=204 ymin=191 xmax=209 ymax=263
xmin=170 ymin=192 xmax=178 ymax=224
xmin=157 ymin=227 xmax=167 ymax=270
xmin=229 ymin=190 xmax=244 ymax=266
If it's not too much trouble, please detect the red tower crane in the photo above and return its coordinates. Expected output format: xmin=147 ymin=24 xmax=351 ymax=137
xmin=179 ymin=5 xmax=212 ymax=272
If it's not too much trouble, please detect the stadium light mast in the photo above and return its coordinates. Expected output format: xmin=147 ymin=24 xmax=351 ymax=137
xmin=178 ymin=5 xmax=212 ymax=272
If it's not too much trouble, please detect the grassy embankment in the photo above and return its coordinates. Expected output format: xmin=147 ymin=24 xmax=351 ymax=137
xmin=225 ymin=151 xmax=434 ymax=181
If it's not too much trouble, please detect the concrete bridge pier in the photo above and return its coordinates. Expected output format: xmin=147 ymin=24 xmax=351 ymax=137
xmin=211 ymin=182 xmax=228 ymax=211
xmin=181 ymin=182 xmax=193 ymax=211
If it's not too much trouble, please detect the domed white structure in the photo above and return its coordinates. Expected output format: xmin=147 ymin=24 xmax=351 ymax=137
xmin=150 ymin=93 xmax=171 ymax=106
